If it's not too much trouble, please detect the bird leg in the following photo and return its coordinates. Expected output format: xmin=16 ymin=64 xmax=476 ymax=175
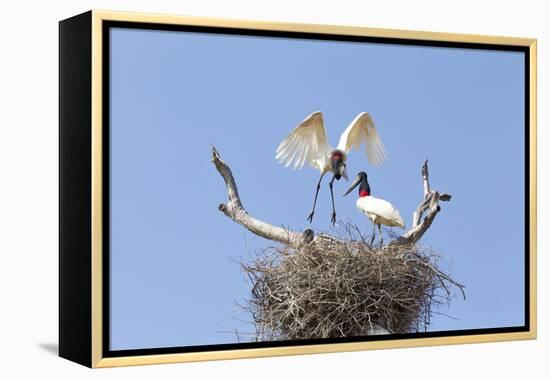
xmin=370 ymin=223 xmax=376 ymax=245
xmin=378 ymin=224 xmax=383 ymax=247
xmin=307 ymin=173 xmax=325 ymax=223
xmin=328 ymin=175 xmax=337 ymax=225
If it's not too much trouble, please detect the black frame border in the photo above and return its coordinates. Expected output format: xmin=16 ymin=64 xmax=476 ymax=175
xmin=59 ymin=11 xmax=93 ymax=367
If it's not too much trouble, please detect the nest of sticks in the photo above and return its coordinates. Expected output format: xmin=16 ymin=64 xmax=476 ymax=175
xmin=240 ymin=226 xmax=465 ymax=341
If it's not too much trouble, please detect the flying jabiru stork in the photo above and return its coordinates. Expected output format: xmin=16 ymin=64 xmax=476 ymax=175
xmin=276 ymin=111 xmax=388 ymax=225
xmin=343 ymin=171 xmax=405 ymax=245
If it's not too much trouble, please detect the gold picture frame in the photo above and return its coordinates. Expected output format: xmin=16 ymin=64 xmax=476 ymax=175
xmin=59 ymin=9 xmax=537 ymax=368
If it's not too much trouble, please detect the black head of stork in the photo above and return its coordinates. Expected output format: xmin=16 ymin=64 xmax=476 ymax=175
xmin=343 ymin=171 xmax=371 ymax=197
xmin=331 ymin=150 xmax=348 ymax=181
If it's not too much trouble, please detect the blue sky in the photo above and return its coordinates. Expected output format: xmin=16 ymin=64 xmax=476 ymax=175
xmin=109 ymin=27 xmax=525 ymax=350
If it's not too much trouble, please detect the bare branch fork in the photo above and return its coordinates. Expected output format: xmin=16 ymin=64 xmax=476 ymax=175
xmin=388 ymin=160 xmax=452 ymax=247
xmin=212 ymin=146 xmax=304 ymax=248
xmin=212 ymin=146 xmax=451 ymax=248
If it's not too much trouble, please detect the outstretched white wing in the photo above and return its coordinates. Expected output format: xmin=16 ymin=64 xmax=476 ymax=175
xmin=275 ymin=111 xmax=332 ymax=169
xmin=336 ymin=112 xmax=388 ymax=166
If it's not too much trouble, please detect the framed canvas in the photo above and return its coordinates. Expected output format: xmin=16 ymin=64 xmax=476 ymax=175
xmin=59 ymin=10 xmax=537 ymax=368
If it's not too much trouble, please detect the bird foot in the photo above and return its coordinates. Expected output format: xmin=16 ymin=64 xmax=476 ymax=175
xmin=307 ymin=212 xmax=315 ymax=223
xmin=330 ymin=212 xmax=337 ymax=226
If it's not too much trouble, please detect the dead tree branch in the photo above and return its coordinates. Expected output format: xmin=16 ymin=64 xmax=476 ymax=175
xmin=212 ymin=146 xmax=304 ymax=247
xmin=213 ymin=147 xmax=450 ymax=248
xmin=388 ymin=160 xmax=451 ymax=247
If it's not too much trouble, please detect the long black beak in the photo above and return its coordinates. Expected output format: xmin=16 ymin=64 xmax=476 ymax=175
xmin=343 ymin=174 xmax=361 ymax=196
xmin=341 ymin=164 xmax=348 ymax=181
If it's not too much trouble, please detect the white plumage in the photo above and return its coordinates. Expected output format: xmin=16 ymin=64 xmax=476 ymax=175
xmin=336 ymin=112 xmax=387 ymax=167
xmin=356 ymin=196 xmax=405 ymax=229
xmin=276 ymin=111 xmax=387 ymax=173
xmin=344 ymin=171 xmax=404 ymax=244
xmin=275 ymin=111 xmax=388 ymax=224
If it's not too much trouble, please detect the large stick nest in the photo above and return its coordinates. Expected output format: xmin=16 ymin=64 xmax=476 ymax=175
xmin=241 ymin=226 xmax=465 ymax=341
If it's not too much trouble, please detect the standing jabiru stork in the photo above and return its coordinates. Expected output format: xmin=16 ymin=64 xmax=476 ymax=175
xmin=343 ymin=171 xmax=405 ymax=245
xmin=276 ymin=111 xmax=388 ymax=225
